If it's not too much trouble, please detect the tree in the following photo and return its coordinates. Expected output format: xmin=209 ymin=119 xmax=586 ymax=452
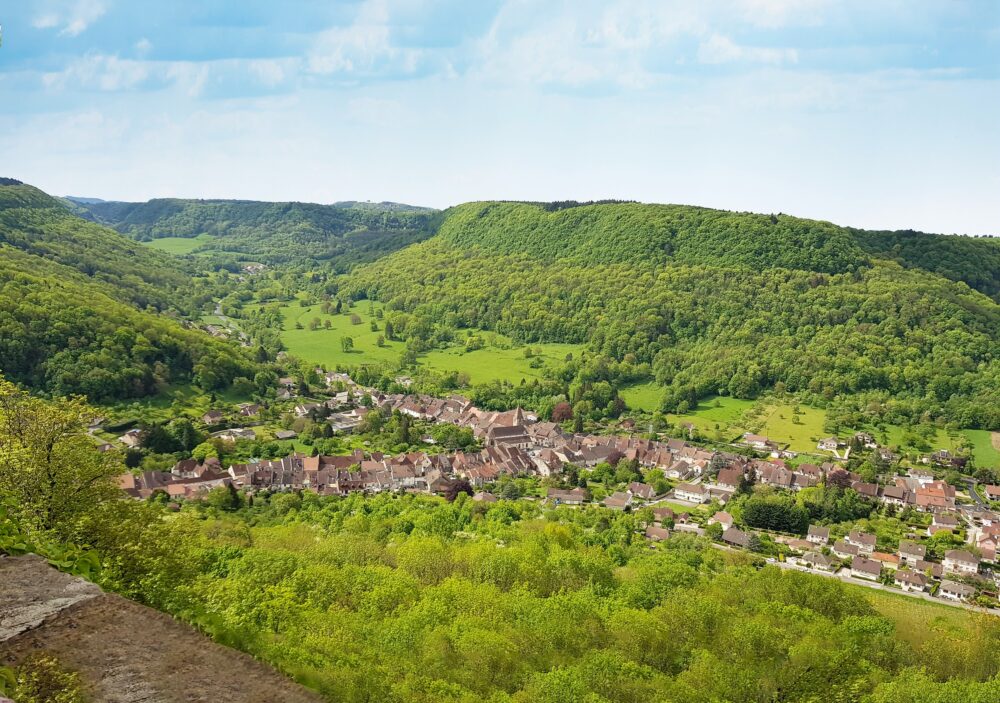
xmin=350 ymin=313 xmax=362 ymax=325
xmin=826 ymin=468 xmax=853 ymax=490
xmin=0 ymin=380 xmax=120 ymax=534
xmin=551 ymin=401 xmax=573 ymax=422
xmin=444 ymin=478 xmax=473 ymax=502
xmin=340 ymin=336 xmax=354 ymax=353
xmin=205 ymin=483 xmax=242 ymax=511
xmin=384 ymin=321 xmax=395 ymax=340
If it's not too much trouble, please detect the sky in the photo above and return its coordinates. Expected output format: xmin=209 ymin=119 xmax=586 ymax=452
xmin=1 ymin=0 xmax=998 ymax=234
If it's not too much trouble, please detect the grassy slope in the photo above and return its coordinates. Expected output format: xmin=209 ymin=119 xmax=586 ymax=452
xmin=143 ymin=233 xmax=215 ymax=254
xmin=625 ymin=388 xmax=1000 ymax=466
xmin=272 ymin=299 xmax=583 ymax=384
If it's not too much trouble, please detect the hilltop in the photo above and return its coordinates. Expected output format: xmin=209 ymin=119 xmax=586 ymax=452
xmin=344 ymin=200 xmax=1000 ymax=428
xmin=70 ymin=195 xmax=439 ymax=267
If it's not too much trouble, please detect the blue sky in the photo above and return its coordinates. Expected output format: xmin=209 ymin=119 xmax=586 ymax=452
xmin=1 ymin=0 xmax=998 ymax=234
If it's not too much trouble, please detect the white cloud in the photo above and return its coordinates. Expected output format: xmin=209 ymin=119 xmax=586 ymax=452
xmin=134 ymin=38 xmax=152 ymax=56
xmin=734 ymin=0 xmax=832 ymax=28
xmin=307 ymin=0 xmax=424 ymax=77
xmin=32 ymin=14 xmax=61 ymax=30
xmin=43 ymin=53 xmax=149 ymax=91
xmin=33 ymin=0 xmax=108 ymax=37
xmin=697 ymin=33 xmax=798 ymax=65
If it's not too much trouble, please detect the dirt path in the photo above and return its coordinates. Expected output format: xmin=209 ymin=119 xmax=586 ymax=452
xmin=991 ymin=431 xmax=1000 ymax=452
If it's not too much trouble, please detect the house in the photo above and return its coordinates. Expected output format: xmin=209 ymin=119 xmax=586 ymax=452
xmin=916 ymin=481 xmax=956 ymax=513
xmin=846 ymin=530 xmax=876 ymax=555
xmin=798 ymin=552 xmax=836 ymax=571
xmin=894 ymin=570 xmax=929 ymax=592
xmin=879 ymin=485 xmax=911 ymax=507
xmin=943 ymin=549 xmax=980 ymax=576
xmin=907 ymin=467 xmax=936 ymax=485
xmin=741 ymin=433 xmax=777 ymax=452
xmin=710 ymin=511 xmax=734 ymax=530
xmin=983 ymin=485 xmax=1000 ymax=502
xmin=238 ymin=403 xmax=261 ymax=417
xmin=807 ymin=525 xmax=831 ymax=545
xmin=898 ymin=540 xmax=926 ymax=566
xmin=652 ymin=507 xmax=675 ymax=525
xmin=723 ymin=527 xmax=751 ymax=548
xmin=833 ymin=540 xmax=860 ymax=559
xmin=930 ymin=513 xmax=960 ymax=535
xmin=645 ymin=525 xmax=670 ymax=542
xmin=715 ymin=467 xmax=744 ymax=490
xmin=547 ymin=487 xmax=588 ymax=505
xmin=274 ymin=430 xmax=298 ymax=440
xmin=118 ymin=429 xmax=143 ymax=448
xmin=977 ymin=534 xmax=998 ymax=561
xmin=627 ymin=482 xmax=656 ymax=501
xmin=914 ymin=559 xmax=944 ymax=579
xmin=603 ymin=491 xmax=633 ymax=511
xmin=294 ymin=403 xmax=323 ymax=417
xmin=851 ymin=481 xmax=879 ymax=500
xmin=850 ymin=556 xmax=882 ymax=581
xmin=939 ymin=580 xmax=976 ymax=602
xmin=472 ymin=491 xmax=497 ymax=503
xmin=871 ymin=551 xmax=900 ymax=569
xmin=674 ymin=483 xmax=710 ymax=504
xmin=214 ymin=427 xmax=256 ymax=442
xmin=201 ymin=410 xmax=224 ymax=425
xmin=854 ymin=432 xmax=877 ymax=449
xmin=817 ymin=437 xmax=842 ymax=452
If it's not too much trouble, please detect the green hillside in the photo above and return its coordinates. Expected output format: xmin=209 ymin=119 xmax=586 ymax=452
xmin=0 ymin=183 xmax=202 ymax=313
xmin=74 ymin=196 xmax=439 ymax=267
xmin=0 ymin=182 xmax=256 ymax=401
xmin=344 ymin=201 xmax=1000 ymax=429
xmin=436 ymin=200 xmax=870 ymax=272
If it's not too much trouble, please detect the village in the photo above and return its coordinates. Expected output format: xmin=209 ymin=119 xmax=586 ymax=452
xmin=114 ymin=371 xmax=1000 ymax=612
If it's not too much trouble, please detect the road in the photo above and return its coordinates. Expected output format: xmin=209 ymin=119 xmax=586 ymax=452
xmin=213 ymin=301 xmax=249 ymax=345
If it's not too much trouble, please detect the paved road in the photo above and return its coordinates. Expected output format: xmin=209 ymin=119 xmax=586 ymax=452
xmin=964 ymin=478 xmax=987 ymax=507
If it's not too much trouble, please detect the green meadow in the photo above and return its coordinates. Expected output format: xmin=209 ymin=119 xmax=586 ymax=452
xmin=274 ymin=300 xmax=583 ymax=386
xmin=421 ymin=342 xmax=581 ymax=385
xmin=142 ymin=233 xmax=214 ymax=254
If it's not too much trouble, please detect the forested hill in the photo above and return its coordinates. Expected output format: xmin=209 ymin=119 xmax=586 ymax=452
xmin=436 ymin=201 xmax=870 ymax=273
xmin=0 ymin=181 xmax=256 ymax=401
xmin=345 ymin=200 xmax=1000 ymax=428
xmin=72 ymin=196 xmax=439 ymax=267
xmin=434 ymin=201 xmax=1000 ymax=296
xmin=0 ymin=182 xmax=196 ymax=313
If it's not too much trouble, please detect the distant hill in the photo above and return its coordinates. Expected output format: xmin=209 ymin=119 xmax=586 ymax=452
xmin=345 ymin=200 xmax=1000 ymax=428
xmin=0 ymin=182 xmax=256 ymax=401
xmin=71 ymin=196 xmax=440 ymax=268
xmin=64 ymin=195 xmax=107 ymax=204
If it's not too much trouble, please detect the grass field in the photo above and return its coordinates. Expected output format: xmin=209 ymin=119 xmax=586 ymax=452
xmin=277 ymin=300 xmax=403 ymax=368
xmin=274 ymin=299 xmax=583 ymax=385
xmin=861 ymin=588 xmax=976 ymax=649
xmin=625 ymin=387 xmax=1000 ymax=465
xmin=143 ymin=233 xmax=214 ymax=254
xmin=964 ymin=429 xmax=1000 ymax=469
xmin=422 ymin=342 xmax=581 ymax=385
